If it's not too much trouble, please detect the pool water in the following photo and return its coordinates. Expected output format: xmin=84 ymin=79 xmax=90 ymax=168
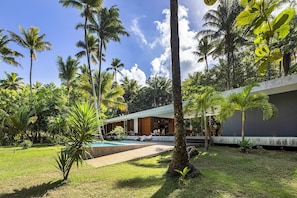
xmin=86 ymin=141 xmax=153 ymax=158
xmin=91 ymin=141 xmax=151 ymax=147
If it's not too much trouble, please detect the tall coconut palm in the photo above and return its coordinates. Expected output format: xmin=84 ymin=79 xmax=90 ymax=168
xmin=167 ymin=0 xmax=198 ymax=177
xmin=219 ymin=83 xmax=277 ymax=143
xmin=198 ymin=0 xmax=242 ymax=90
xmin=57 ymin=56 xmax=79 ymax=93
xmin=88 ymin=5 xmax=129 ymax=110
xmin=121 ymin=76 xmax=140 ymax=114
xmin=9 ymin=26 xmax=51 ymax=95
xmin=106 ymin=58 xmax=124 ymax=82
xmin=184 ymin=86 xmax=223 ymax=150
xmin=0 ymin=29 xmax=23 ymax=66
xmin=59 ymin=0 xmax=103 ymax=140
xmin=193 ymin=36 xmax=214 ymax=72
xmin=94 ymin=71 xmax=126 ymax=113
xmin=146 ymin=75 xmax=172 ymax=107
xmin=0 ymin=72 xmax=24 ymax=90
xmin=75 ymin=34 xmax=100 ymax=65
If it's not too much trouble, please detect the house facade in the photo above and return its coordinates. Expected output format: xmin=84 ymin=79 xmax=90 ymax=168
xmin=104 ymin=74 xmax=297 ymax=147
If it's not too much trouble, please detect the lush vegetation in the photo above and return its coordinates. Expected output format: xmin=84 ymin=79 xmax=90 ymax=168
xmin=0 ymin=145 xmax=296 ymax=197
xmin=0 ymin=0 xmax=296 ymax=184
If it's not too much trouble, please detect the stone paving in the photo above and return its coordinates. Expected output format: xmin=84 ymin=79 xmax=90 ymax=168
xmin=86 ymin=142 xmax=174 ymax=168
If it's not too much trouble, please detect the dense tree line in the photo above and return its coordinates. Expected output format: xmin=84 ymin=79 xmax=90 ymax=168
xmin=0 ymin=0 xmax=296 ymax=179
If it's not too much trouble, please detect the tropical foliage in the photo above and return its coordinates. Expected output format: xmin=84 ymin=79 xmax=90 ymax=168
xmin=0 ymin=72 xmax=24 ymax=90
xmin=0 ymin=29 xmax=23 ymax=66
xmin=218 ymin=83 xmax=277 ymax=146
xmin=184 ymin=86 xmax=223 ymax=150
xmin=56 ymin=101 xmax=99 ymax=180
xmin=9 ymin=26 xmax=51 ymax=95
xmin=236 ymin=0 xmax=296 ymax=79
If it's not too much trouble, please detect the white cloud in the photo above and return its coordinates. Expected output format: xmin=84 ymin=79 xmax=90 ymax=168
xmin=131 ymin=18 xmax=148 ymax=46
xmin=117 ymin=64 xmax=147 ymax=87
xmin=150 ymin=4 xmax=205 ymax=81
xmin=131 ymin=18 xmax=158 ymax=49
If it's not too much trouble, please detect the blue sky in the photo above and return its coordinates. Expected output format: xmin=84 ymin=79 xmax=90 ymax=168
xmin=0 ymin=0 xmax=216 ymax=86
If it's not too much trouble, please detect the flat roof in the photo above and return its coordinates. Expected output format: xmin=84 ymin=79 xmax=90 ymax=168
xmin=105 ymin=74 xmax=297 ymax=124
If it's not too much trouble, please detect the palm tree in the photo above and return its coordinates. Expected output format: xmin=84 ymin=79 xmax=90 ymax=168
xmin=198 ymin=0 xmax=242 ymax=90
xmin=146 ymin=75 xmax=172 ymax=107
xmin=57 ymin=56 xmax=79 ymax=93
xmin=6 ymin=106 xmax=37 ymax=141
xmin=59 ymin=0 xmax=103 ymax=140
xmin=121 ymin=76 xmax=140 ymax=113
xmin=0 ymin=29 xmax=23 ymax=66
xmin=94 ymin=71 xmax=127 ymax=113
xmin=219 ymin=83 xmax=277 ymax=143
xmin=167 ymin=0 xmax=198 ymax=177
xmin=184 ymin=86 xmax=223 ymax=150
xmin=0 ymin=72 xmax=24 ymax=90
xmin=75 ymin=34 xmax=100 ymax=65
xmin=56 ymin=101 xmax=99 ymax=180
xmin=106 ymin=58 xmax=124 ymax=82
xmin=193 ymin=36 xmax=214 ymax=72
xmin=88 ymin=5 xmax=129 ymax=110
xmin=9 ymin=26 xmax=51 ymax=95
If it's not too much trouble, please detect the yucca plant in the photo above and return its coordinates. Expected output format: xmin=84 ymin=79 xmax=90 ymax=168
xmin=55 ymin=149 xmax=70 ymax=180
xmin=55 ymin=101 xmax=100 ymax=181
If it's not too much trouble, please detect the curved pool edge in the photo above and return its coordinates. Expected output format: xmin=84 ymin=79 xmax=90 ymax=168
xmin=86 ymin=142 xmax=153 ymax=159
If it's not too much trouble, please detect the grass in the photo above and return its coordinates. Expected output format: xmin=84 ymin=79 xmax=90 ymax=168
xmin=0 ymin=145 xmax=296 ymax=198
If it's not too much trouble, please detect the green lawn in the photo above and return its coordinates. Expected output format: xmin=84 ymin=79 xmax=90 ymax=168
xmin=0 ymin=145 xmax=296 ymax=198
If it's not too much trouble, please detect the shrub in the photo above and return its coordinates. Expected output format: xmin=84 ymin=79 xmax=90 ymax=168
xmin=110 ymin=126 xmax=126 ymax=140
xmin=20 ymin=140 xmax=33 ymax=149
xmin=239 ymin=139 xmax=253 ymax=153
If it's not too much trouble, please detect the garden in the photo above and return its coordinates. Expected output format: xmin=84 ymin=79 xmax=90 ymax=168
xmin=0 ymin=145 xmax=296 ymax=197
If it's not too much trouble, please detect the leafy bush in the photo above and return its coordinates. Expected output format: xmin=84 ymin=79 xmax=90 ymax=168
xmin=54 ymin=135 xmax=69 ymax=145
xmin=239 ymin=139 xmax=253 ymax=153
xmin=110 ymin=126 xmax=126 ymax=140
xmin=20 ymin=140 xmax=33 ymax=149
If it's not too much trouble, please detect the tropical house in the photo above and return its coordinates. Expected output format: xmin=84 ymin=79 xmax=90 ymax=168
xmin=104 ymin=74 xmax=297 ymax=147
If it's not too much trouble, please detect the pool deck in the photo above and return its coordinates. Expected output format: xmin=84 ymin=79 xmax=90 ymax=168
xmin=85 ymin=141 xmax=174 ymax=168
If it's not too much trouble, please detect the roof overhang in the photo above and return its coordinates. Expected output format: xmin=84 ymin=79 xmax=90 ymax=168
xmin=105 ymin=74 xmax=297 ymax=124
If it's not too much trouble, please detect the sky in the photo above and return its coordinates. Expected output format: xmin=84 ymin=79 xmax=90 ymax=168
xmin=0 ymin=0 xmax=217 ymax=87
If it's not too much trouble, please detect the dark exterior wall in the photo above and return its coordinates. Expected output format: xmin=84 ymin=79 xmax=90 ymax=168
xmin=222 ymin=90 xmax=297 ymax=137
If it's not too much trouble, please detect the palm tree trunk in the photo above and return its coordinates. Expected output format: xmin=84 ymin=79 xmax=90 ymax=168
xmin=98 ymin=38 xmax=103 ymax=111
xmin=84 ymin=15 xmax=103 ymax=141
xmin=241 ymin=111 xmax=245 ymax=142
xmin=203 ymin=114 xmax=209 ymax=150
xmin=29 ymin=50 xmax=33 ymax=96
xmin=167 ymin=0 xmax=198 ymax=177
xmin=226 ymin=51 xmax=231 ymax=90
xmin=204 ymin=55 xmax=209 ymax=72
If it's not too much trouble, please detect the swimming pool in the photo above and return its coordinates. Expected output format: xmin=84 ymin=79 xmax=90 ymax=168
xmin=86 ymin=141 xmax=153 ymax=159
xmin=91 ymin=141 xmax=152 ymax=147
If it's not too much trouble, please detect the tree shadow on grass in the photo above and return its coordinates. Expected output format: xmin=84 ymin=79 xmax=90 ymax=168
xmin=151 ymin=176 xmax=179 ymax=198
xmin=116 ymin=176 xmax=163 ymax=189
xmin=128 ymin=160 xmax=170 ymax=169
xmin=115 ymin=175 xmax=179 ymax=197
xmin=0 ymin=180 xmax=65 ymax=198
